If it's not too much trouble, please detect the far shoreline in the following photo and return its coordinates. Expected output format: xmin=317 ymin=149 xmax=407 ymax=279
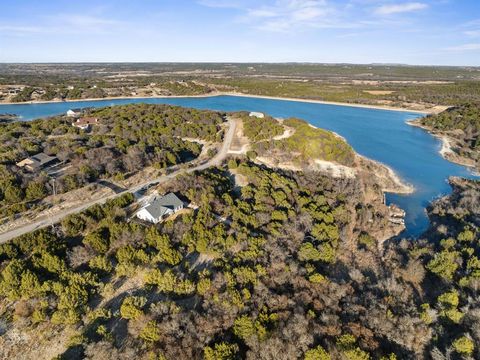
xmin=0 ymin=91 xmax=436 ymax=114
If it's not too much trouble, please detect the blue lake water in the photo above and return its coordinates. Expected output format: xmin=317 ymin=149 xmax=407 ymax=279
xmin=0 ymin=95 xmax=477 ymax=237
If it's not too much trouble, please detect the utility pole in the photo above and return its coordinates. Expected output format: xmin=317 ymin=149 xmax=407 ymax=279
xmin=52 ymin=178 xmax=57 ymax=196
xmin=50 ymin=178 xmax=56 ymax=229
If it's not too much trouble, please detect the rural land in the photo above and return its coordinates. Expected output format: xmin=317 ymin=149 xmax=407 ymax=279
xmin=2 ymin=63 xmax=479 ymax=170
xmin=0 ymin=63 xmax=479 ymax=360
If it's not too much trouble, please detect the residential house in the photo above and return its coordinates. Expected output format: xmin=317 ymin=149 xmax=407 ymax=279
xmin=7 ymin=87 xmax=22 ymax=95
xmin=16 ymin=153 xmax=59 ymax=172
xmin=72 ymin=117 xmax=99 ymax=130
xmin=136 ymin=193 xmax=184 ymax=224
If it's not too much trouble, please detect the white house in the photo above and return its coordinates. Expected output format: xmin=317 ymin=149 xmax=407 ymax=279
xmin=72 ymin=117 xmax=99 ymax=130
xmin=136 ymin=193 xmax=184 ymax=224
xmin=249 ymin=112 xmax=265 ymax=118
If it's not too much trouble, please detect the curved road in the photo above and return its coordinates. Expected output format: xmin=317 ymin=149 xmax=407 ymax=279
xmin=0 ymin=117 xmax=236 ymax=244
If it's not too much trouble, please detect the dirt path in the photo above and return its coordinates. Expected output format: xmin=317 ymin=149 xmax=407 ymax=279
xmin=272 ymin=126 xmax=294 ymax=140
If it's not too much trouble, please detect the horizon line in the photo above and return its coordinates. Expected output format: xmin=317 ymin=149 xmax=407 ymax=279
xmin=0 ymin=61 xmax=479 ymax=68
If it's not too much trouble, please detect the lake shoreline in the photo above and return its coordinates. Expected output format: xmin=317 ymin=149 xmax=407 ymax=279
xmin=407 ymin=119 xmax=478 ymax=173
xmin=0 ymin=92 xmax=434 ymax=114
xmin=361 ymin=155 xmax=415 ymax=195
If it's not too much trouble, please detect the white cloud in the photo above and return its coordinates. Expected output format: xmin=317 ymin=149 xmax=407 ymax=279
xmin=248 ymin=9 xmax=279 ymax=18
xmin=198 ymin=0 xmax=428 ymax=32
xmin=462 ymin=18 xmax=480 ymax=27
xmin=0 ymin=14 xmax=125 ymax=36
xmin=445 ymin=43 xmax=480 ymax=52
xmin=63 ymin=15 xmax=121 ymax=28
xmin=374 ymin=2 xmax=428 ymax=16
xmin=197 ymin=0 xmax=255 ymax=8
xmin=464 ymin=30 xmax=480 ymax=38
xmin=44 ymin=14 xmax=124 ymax=33
xmin=240 ymin=0 xmax=349 ymax=32
xmin=0 ymin=25 xmax=46 ymax=34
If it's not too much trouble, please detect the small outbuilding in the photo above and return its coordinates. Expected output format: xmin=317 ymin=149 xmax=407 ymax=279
xmin=136 ymin=193 xmax=184 ymax=224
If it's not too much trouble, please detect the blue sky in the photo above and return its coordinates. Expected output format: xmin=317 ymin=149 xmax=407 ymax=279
xmin=0 ymin=0 xmax=479 ymax=65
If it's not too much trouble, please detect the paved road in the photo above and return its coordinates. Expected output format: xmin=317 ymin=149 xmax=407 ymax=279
xmin=0 ymin=117 xmax=236 ymax=244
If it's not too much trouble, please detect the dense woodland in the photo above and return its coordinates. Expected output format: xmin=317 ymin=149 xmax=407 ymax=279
xmin=417 ymin=177 xmax=480 ymax=358
xmin=419 ymin=103 xmax=480 ymax=168
xmin=420 ymin=103 xmax=480 ymax=142
xmin=0 ymin=157 xmax=478 ymax=359
xmin=0 ymin=104 xmax=224 ymax=217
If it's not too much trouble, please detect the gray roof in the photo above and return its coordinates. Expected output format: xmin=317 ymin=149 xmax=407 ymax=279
xmin=31 ymin=153 xmax=57 ymax=164
xmin=143 ymin=193 xmax=183 ymax=219
xmin=27 ymin=153 xmax=58 ymax=169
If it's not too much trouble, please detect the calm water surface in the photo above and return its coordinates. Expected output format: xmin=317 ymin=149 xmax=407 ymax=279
xmin=1 ymin=95 xmax=477 ymax=237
